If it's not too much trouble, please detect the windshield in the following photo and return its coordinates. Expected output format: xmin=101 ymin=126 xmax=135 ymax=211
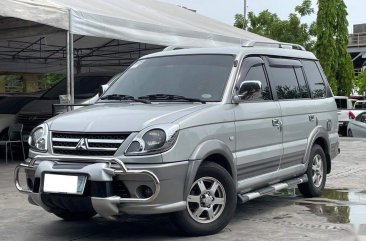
xmin=355 ymin=102 xmax=366 ymax=109
xmin=103 ymin=54 xmax=235 ymax=102
xmin=41 ymin=75 xmax=112 ymax=100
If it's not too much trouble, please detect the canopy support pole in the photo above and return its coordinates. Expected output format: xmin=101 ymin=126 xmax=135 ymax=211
xmin=66 ymin=14 xmax=74 ymax=105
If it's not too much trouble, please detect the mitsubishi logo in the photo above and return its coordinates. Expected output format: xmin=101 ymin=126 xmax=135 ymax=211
xmin=75 ymin=138 xmax=88 ymax=150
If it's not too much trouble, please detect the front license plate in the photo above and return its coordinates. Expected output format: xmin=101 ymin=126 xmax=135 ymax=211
xmin=43 ymin=173 xmax=87 ymax=195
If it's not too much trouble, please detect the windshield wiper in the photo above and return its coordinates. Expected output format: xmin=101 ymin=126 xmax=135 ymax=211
xmin=138 ymin=94 xmax=206 ymax=104
xmin=100 ymin=94 xmax=151 ymax=104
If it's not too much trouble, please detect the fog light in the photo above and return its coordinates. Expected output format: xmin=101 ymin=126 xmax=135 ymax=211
xmin=136 ymin=185 xmax=153 ymax=198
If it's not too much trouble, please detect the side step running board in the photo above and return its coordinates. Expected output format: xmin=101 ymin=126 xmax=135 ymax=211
xmin=237 ymin=175 xmax=308 ymax=204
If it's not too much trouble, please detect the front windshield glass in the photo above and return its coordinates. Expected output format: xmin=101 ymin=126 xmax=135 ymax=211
xmin=103 ymin=54 xmax=235 ymax=102
xmin=41 ymin=75 xmax=112 ymax=100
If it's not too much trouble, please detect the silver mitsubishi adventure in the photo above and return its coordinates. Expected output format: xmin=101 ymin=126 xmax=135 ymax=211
xmin=15 ymin=43 xmax=339 ymax=236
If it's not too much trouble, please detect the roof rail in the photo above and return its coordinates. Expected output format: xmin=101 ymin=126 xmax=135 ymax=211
xmin=163 ymin=46 xmax=187 ymax=51
xmin=243 ymin=41 xmax=306 ymax=51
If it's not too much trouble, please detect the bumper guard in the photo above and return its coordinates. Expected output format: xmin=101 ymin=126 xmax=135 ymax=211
xmin=14 ymin=155 xmax=161 ymax=204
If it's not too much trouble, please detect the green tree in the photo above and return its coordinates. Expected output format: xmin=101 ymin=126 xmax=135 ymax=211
xmin=355 ymin=68 xmax=366 ymax=96
xmin=38 ymin=73 xmax=66 ymax=90
xmin=315 ymin=0 xmax=354 ymax=96
xmin=234 ymin=0 xmax=315 ymax=50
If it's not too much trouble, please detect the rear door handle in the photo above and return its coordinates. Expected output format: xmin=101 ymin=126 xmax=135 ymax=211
xmin=309 ymin=115 xmax=315 ymax=122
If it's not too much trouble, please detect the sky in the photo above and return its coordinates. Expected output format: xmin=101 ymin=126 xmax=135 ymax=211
xmin=159 ymin=0 xmax=365 ymax=33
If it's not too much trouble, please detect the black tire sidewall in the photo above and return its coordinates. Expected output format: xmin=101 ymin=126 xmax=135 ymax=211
xmin=300 ymin=144 xmax=327 ymax=197
xmin=172 ymin=162 xmax=236 ymax=236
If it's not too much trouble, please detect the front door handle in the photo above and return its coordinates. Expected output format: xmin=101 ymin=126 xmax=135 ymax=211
xmin=272 ymin=119 xmax=282 ymax=127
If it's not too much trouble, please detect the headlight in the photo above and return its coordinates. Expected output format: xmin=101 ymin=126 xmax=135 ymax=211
xmin=125 ymin=124 xmax=179 ymax=156
xmin=28 ymin=124 xmax=48 ymax=152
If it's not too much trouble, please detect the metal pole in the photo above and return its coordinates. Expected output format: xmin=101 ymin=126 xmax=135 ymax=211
xmin=243 ymin=0 xmax=247 ymax=30
xmin=66 ymin=10 xmax=75 ymax=105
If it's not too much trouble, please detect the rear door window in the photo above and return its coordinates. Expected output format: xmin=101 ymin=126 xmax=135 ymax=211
xmin=270 ymin=66 xmax=301 ymax=100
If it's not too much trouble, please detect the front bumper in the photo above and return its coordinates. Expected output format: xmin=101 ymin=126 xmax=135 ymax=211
xmin=15 ymin=155 xmax=189 ymax=216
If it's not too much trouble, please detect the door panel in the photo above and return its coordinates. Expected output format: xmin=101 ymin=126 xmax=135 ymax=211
xmin=235 ymin=102 xmax=283 ymax=180
xmin=279 ymin=99 xmax=318 ymax=168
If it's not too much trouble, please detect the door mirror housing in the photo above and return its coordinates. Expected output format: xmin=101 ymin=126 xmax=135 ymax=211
xmin=99 ymin=84 xmax=109 ymax=97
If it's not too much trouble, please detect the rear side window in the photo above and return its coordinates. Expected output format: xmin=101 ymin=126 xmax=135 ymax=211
xmin=238 ymin=65 xmax=271 ymax=101
xmin=270 ymin=67 xmax=301 ymax=99
xmin=302 ymin=60 xmax=326 ymax=98
xmin=355 ymin=102 xmax=366 ymax=109
xmin=335 ymin=99 xmax=348 ymax=109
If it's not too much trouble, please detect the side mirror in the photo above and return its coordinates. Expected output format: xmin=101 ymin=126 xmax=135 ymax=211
xmin=99 ymin=84 xmax=108 ymax=97
xmin=237 ymin=80 xmax=262 ymax=101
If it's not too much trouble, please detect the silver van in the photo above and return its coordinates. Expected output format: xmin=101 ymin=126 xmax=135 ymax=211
xmin=15 ymin=43 xmax=339 ymax=236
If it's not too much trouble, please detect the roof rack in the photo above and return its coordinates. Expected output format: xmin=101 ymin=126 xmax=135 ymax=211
xmin=243 ymin=41 xmax=306 ymax=51
xmin=163 ymin=46 xmax=188 ymax=51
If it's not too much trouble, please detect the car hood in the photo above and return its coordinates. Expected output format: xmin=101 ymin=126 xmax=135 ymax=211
xmin=48 ymin=102 xmax=212 ymax=132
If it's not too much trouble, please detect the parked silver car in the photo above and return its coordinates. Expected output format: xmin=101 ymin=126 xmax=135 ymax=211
xmin=347 ymin=111 xmax=366 ymax=137
xmin=15 ymin=44 xmax=339 ymax=236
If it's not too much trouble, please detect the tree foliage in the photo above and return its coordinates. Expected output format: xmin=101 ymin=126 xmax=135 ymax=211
xmin=355 ymin=67 xmax=366 ymax=96
xmin=234 ymin=0 xmax=355 ymax=96
xmin=38 ymin=73 xmax=66 ymax=90
xmin=234 ymin=0 xmax=315 ymax=50
xmin=315 ymin=0 xmax=354 ymax=96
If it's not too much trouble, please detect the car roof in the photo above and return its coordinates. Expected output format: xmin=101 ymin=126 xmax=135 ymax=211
xmin=141 ymin=46 xmax=317 ymax=60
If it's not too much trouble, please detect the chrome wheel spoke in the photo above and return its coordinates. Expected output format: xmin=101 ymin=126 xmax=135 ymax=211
xmin=197 ymin=180 xmax=207 ymax=193
xmin=193 ymin=207 xmax=205 ymax=218
xmin=187 ymin=195 xmax=200 ymax=204
xmin=210 ymin=181 xmax=219 ymax=194
xmin=213 ymin=197 xmax=225 ymax=205
xmin=207 ymin=208 xmax=215 ymax=220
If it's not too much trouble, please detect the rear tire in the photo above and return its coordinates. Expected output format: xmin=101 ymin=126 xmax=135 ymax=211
xmin=171 ymin=162 xmax=236 ymax=236
xmin=298 ymin=144 xmax=327 ymax=197
xmin=52 ymin=210 xmax=96 ymax=221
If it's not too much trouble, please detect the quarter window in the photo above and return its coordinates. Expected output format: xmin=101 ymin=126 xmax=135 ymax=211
xmin=302 ymin=60 xmax=326 ymax=98
xmin=238 ymin=65 xmax=271 ymax=101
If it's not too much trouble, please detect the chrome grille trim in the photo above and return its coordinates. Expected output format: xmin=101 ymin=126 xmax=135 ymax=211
xmin=51 ymin=132 xmax=130 ymax=156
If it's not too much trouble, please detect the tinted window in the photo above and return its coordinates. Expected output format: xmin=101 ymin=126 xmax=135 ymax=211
xmin=302 ymin=60 xmax=326 ymax=98
xmin=271 ymin=67 xmax=301 ymax=99
xmin=335 ymin=99 xmax=348 ymax=109
xmin=356 ymin=112 xmax=366 ymax=123
xmin=355 ymin=102 xmax=366 ymax=109
xmin=294 ymin=67 xmax=310 ymax=98
xmin=104 ymin=55 xmax=234 ymax=102
xmin=42 ymin=76 xmax=112 ymax=99
xmin=238 ymin=65 xmax=271 ymax=101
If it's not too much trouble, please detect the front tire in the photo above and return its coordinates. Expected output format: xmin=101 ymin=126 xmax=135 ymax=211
xmin=298 ymin=144 xmax=327 ymax=197
xmin=171 ymin=162 xmax=236 ymax=236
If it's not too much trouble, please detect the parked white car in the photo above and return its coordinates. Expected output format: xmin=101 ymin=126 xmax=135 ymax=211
xmin=334 ymin=96 xmax=360 ymax=136
xmin=347 ymin=111 xmax=366 ymax=137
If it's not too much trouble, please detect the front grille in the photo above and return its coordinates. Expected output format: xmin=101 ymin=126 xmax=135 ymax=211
xmin=17 ymin=113 xmax=53 ymax=133
xmin=51 ymin=132 xmax=130 ymax=156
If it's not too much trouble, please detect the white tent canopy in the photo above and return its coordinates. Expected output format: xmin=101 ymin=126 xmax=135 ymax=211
xmin=0 ymin=0 xmax=272 ymax=46
xmin=0 ymin=0 xmax=274 ymax=103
